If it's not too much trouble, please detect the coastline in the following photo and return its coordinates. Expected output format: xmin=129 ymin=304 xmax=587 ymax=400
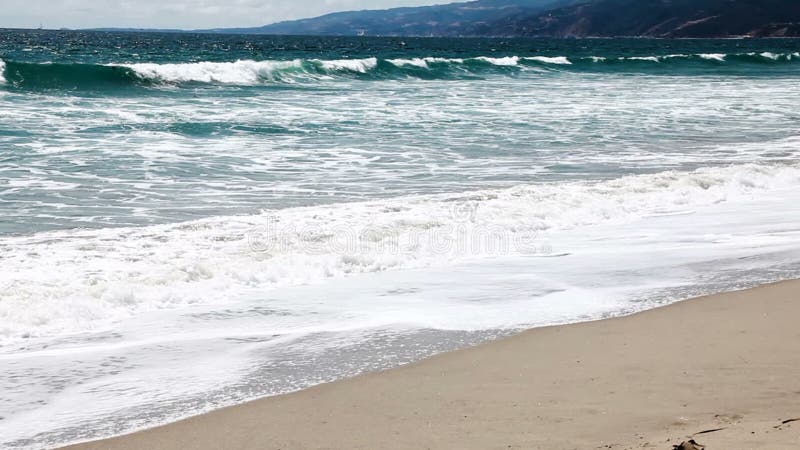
xmin=64 ymin=280 xmax=800 ymax=449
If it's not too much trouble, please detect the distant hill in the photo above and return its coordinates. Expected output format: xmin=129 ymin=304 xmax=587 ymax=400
xmin=500 ymin=0 xmax=800 ymax=38
xmin=90 ymin=0 xmax=800 ymax=38
xmin=200 ymin=0 xmax=573 ymax=36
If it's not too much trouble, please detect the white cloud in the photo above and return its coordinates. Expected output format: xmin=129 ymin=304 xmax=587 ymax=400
xmin=0 ymin=0 xmax=446 ymax=30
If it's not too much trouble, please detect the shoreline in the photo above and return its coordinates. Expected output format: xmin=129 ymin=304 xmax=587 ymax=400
xmin=64 ymin=280 xmax=800 ymax=449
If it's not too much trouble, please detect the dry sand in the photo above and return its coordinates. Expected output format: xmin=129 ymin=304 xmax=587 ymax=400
xmin=65 ymin=280 xmax=800 ymax=449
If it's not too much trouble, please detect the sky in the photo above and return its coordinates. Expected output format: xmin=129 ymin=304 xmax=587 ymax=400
xmin=1 ymin=0 xmax=446 ymax=30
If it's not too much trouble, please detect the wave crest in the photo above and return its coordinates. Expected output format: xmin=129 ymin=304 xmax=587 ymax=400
xmin=0 ymin=60 xmax=146 ymax=90
xmin=2 ymin=51 xmax=799 ymax=91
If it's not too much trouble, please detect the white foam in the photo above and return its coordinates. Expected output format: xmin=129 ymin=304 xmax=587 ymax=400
xmin=120 ymin=59 xmax=304 ymax=84
xmin=119 ymin=58 xmax=380 ymax=85
xmin=315 ymin=57 xmax=378 ymax=73
xmin=524 ymin=56 xmax=572 ymax=65
xmin=2 ymin=163 xmax=800 ymax=344
xmin=430 ymin=57 xmax=463 ymax=64
xmin=586 ymin=52 xmax=799 ymax=64
xmin=627 ymin=56 xmax=661 ymax=62
xmin=699 ymin=53 xmax=726 ymax=61
xmin=474 ymin=56 xmax=520 ymax=66
xmin=388 ymin=58 xmax=430 ymax=68
xmin=7 ymin=173 xmax=800 ymax=450
xmin=392 ymin=56 xmax=527 ymax=68
xmin=391 ymin=55 xmax=519 ymax=67
xmin=99 ymin=52 xmax=800 ymax=87
xmin=0 ymin=59 xmax=6 ymax=84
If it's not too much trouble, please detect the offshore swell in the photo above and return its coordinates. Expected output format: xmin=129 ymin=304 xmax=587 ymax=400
xmin=1 ymin=52 xmax=800 ymax=89
xmin=2 ymin=32 xmax=800 ymax=449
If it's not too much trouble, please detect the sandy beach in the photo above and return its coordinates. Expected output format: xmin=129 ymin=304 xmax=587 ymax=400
xmin=5 ymin=22 xmax=800 ymax=450
xmin=64 ymin=281 xmax=800 ymax=450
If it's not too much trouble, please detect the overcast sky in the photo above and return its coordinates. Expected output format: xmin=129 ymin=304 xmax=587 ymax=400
xmin=1 ymin=0 xmax=447 ymax=30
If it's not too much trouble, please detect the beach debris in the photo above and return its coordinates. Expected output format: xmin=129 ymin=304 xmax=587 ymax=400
xmin=773 ymin=417 xmax=800 ymax=429
xmin=672 ymin=439 xmax=704 ymax=450
xmin=693 ymin=427 xmax=725 ymax=435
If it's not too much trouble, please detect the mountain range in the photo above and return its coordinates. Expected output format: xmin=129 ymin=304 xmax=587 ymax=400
xmin=97 ymin=0 xmax=800 ymax=38
xmin=499 ymin=0 xmax=800 ymax=38
xmin=205 ymin=0 xmax=570 ymax=36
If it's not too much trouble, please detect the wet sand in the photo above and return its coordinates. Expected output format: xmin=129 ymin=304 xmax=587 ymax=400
xmin=65 ymin=280 xmax=800 ymax=449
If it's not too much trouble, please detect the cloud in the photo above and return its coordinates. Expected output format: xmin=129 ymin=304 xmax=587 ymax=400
xmin=0 ymin=0 xmax=445 ymax=30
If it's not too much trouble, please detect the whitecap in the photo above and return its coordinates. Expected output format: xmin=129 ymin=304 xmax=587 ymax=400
xmin=315 ymin=57 xmax=378 ymax=73
xmin=473 ymin=56 xmax=520 ymax=66
xmin=119 ymin=59 xmax=304 ymax=84
xmin=699 ymin=53 xmax=726 ymax=61
xmin=388 ymin=58 xmax=429 ymax=68
xmin=627 ymin=56 xmax=661 ymax=62
xmin=524 ymin=56 xmax=572 ymax=65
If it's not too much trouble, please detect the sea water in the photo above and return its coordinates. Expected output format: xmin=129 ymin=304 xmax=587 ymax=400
xmin=2 ymin=31 xmax=800 ymax=448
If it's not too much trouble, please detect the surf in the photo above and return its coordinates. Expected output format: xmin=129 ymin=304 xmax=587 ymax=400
xmin=3 ymin=162 xmax=799 ymax=345
xmin=2 ymin=51 xmax=800 ymax=91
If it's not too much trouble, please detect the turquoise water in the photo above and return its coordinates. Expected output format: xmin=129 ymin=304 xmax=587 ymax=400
xmin=2 ymin=33 xmax=800 ymax=234
xmin=2 ymin=31 xmax=800 ymax=449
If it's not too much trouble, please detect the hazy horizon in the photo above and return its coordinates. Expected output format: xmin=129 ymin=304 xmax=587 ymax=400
xmin=0 ymin=0 xmax=448 ymax=30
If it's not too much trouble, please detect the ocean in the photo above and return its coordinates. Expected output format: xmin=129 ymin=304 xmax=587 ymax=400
xmin=2 ymin=30 xmax=800 ymax=448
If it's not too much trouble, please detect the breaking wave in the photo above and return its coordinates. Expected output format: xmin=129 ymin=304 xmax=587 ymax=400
xmin=1 ymin=51 xmax=800 ymax=90
xmin=2 ymin=163 xmax=800 ymax=343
